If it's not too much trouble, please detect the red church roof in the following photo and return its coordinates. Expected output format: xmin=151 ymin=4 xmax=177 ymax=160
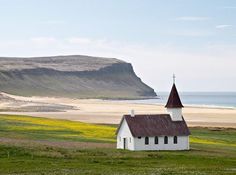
xmin=165 ymin=83 xmax=184 ymax=108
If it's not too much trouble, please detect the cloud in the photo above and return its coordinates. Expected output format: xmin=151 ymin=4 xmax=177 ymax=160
xmin=170 ymin=30 xmax=212 ymax=37
xmin=223 ymin=6 xmax=236 ymax=9
xmin=175 ymin=16 xmax=210 ymax=21
xmin=29 ymin=37 xmax=58 ymax=47
xmin=67 ymin=37 xmax=93 ymax=45
xmin=30 ymin=37 xmax=57 ymax=43
xmin=216 ymin=25 xmax=232 ymax=29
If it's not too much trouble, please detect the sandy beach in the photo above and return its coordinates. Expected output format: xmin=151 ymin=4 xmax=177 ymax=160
xmin=0 ymin=93 xmax=235 ymax=128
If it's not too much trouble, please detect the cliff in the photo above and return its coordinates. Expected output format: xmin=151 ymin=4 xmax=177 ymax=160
xmin=0 ymin=55 xmax=157 ymax=99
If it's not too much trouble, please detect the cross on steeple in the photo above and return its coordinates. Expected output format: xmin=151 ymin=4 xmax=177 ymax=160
xmin=173 ymin=74 xmax=176 ymax=84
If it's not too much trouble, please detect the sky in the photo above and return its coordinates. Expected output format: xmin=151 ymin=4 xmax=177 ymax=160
xmin=0 ymin=0 xmax=236 ymax=92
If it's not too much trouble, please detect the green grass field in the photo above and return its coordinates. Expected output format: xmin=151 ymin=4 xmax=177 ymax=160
xmin=0 ymin=114 xmax=235 ymax=175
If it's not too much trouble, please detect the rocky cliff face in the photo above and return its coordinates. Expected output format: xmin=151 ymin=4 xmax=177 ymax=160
xmin=0 ymin=55 xmax=156 ymax=99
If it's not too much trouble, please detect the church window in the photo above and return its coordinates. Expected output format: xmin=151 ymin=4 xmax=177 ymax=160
xmin=174 ymin=136 xmax=178 ymax=144
xmin=164 ymin=136 xmax=168 ymax=144
xmin=155 ymin=136 xmax=159 ymax=144
xmin=145 ymin=137 xmax=149 ymax=145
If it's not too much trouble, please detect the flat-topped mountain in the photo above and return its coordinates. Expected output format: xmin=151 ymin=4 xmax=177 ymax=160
xmin=0 ymin=55 xmax=156 ymax=99
xmin=0 ymin=55 xmax=123 ymax=72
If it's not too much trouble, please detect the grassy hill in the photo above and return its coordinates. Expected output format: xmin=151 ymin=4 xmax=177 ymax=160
xmin=0 ymin=55 xmax=156 ymax=99
xmin=0 ymin=114 xmax=236 ymax=175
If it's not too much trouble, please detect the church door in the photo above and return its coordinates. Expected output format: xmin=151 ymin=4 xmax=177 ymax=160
xmin=123 ymin=138 xmax=126 ymax=149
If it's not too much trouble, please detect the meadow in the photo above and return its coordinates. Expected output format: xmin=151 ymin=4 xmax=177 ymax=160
xmin=0 ymin=114 xmax=235 ymax=175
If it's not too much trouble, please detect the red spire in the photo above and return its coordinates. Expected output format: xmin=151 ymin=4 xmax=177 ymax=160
xmin=165 ymin=83 xmax=184 ymax=108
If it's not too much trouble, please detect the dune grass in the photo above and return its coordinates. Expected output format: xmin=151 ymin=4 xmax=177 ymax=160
xmin=0 ymin=114 xmax=235 ymax=175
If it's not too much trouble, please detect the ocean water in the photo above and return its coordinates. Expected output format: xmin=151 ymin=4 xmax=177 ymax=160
xmin=127 ymin=92 xmax=236 ymax=109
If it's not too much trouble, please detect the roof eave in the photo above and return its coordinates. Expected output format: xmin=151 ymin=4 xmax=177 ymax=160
xmin=116 ymin=115 xmax=136 ymax=137
xmin=115 ymin=116 xmax=125 ymax=135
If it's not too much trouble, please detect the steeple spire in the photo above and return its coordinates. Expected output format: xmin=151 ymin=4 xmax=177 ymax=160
xmin=173 ymin=74 xmax=176 ymax=84
xmin=165 ymin=76 xmax=183 ymax=108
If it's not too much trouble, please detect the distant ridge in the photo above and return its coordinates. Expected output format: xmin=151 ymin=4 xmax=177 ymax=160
xmin=0 ymin=55 xmax=157 ymax=99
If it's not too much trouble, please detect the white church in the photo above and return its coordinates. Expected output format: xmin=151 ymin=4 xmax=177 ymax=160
xmin=116 ymin=81 xmax=190 ymax=151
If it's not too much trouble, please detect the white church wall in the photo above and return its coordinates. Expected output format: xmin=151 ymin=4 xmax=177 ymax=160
xmin=116 ymin=119 xmax=190 ymax=151
xmin=133 ymin=136 xmax=189 ymax=151
xmin=116 ymin=119 xmax=134 ymax=150
xmin=167 ymin=108 xmax=183 ymax=121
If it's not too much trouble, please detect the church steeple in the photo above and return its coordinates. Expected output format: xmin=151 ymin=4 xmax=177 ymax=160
xmin=165 ymin=83 xmax=184 ymax=108
xmin=165 ymin=75 xmax=184 ymax=121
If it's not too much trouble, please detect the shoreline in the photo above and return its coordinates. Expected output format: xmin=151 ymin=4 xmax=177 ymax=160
xmin=104 ymin=99 xmax=236 ymax=110
xmin=3 ymin=91 xmax=235 ymax=110
xmin=0 ymin=93 xmax=236 ymax=128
